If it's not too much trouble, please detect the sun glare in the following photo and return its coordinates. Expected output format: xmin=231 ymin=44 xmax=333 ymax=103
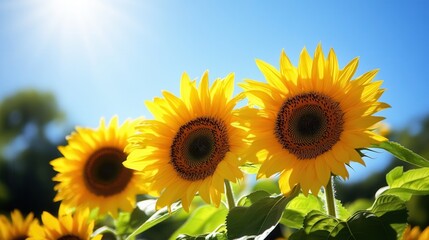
xmin=11 ymin=0 xmax=132 ymax=58
xmin=48 ymin=0 xmax=99 ymax=33
xmin=41 ymin=0 xmax=112 ymax=43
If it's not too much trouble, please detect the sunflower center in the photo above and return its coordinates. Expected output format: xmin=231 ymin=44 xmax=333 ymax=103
xmin=170 ymin=117 xmax=229 ymax=181
xmin=84 ymin=147 xmax=133 ymax=196
xmin=12 ymin=236 xmax=28 ymax=240
xmin=290 ymin=105 xmax=327 ymax=142
xmin=275 ymin=92 xmax=344 ymax=159
xmin=187 ymin=129 xmax=215 ymax=161
xmin=58 ymin=235 xmax=82 ymax=240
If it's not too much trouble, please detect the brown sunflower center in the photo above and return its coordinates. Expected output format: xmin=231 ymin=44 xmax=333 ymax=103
xmin=275 ymin=92 xmax=344 ymax=159
xmin=12 ymin=236 xmax=28 ymax=240
xmin=170 ymin=117 xmax=230 ymax=181
xmin=84 ymin=147 xmax=133 ymax=196
xmin=58 ymin=235 xmax=82 ymax=240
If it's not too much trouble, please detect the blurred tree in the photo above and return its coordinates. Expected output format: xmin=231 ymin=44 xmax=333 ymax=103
xmin=0 ymin=89 xmax=67 ymax=216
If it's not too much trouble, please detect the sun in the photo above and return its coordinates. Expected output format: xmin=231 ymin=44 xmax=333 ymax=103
xmin=46 ymin=0 xmax=102 ymax=33
xmin=9 ymin=0 xmax=133 ymax=58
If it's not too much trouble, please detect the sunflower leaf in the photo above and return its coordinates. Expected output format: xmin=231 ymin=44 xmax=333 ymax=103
xmin=381 ymin=166 xmax=429 ymax=200
xmin=280 ymin=194 xmax=324 ymax=229
xmin=289 ymin=210 xmax=346 ymax=240
xmin=289 ymin=209 xmax=403 ymax=240
xmin=125 ymin=201 xmax=182 ymax=240
xmin=169 ymin=205 xmax=228 ymax=240
xmin=251 ymin=179 xmax=281 ymax=194
xmin=370 ymin=194 xmax=408 ymax=238
xmin=176 ymin=231 xmax=227 ymax=240
xmin=236 ymin=190 xmax=271 ymax=206
xmin=116 ymin=207 xmax=150 ymax=236
xmin=335 ymin=198 xmax=351 ymax=220
xmin=226 ymin=195 xmax=289 ymax=240
xmin=239 ymin=163 xmax=261 ymax=174
xmin=226 ymin=187 xmax=299 ymax=240
xmin=289 ymin=194 xmax=407 ymax=240
xmin=372 ymin=141 xmax=429 ymax=167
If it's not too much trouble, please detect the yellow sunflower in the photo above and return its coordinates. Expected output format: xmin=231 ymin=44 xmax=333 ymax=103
xmin=402 ymin=225 xmax=429 ymax=240
xmin=51 ymin=116 xmax=147 ymax=217
xmin=239 ymin=45 xmax=388 ymax=195
xmin=123 ymin=71 xmax=247 ymax=211
xmin=27 ymin=210 xmax=102 ymax=240
xmin=0 ymin=209 xmax=39 ymax=240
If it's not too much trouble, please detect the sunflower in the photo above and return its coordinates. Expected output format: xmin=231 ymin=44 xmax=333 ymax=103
xmin=51 ymin=116 xmax=147 ymax=217
xmin=239 ymin=45 xmax=388 ymax=195
xmin=27 ymin=210 xmax=102 ymax=240
xmin=0 ymin=209 xmax=39 ymax=240
xmin=123 ymin=71 xmax=247 ymax=211
xmin=402 ymin=225 xmax=429 ymax=240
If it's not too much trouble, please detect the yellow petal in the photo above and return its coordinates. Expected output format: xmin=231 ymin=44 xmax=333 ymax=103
xmin=279 ymin=169 xmax=294 ymax=194
xmin=311 ymin=44 xmax=325 ymax=89
xmin=256 ymin=59 xmax=286 ymax=93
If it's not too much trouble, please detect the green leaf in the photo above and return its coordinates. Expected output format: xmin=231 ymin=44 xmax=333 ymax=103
xmin=345 ymin=211 xmax=397 ymax=240
xmin=237 ymin=190 xmax=271 ymax=207
xmin=370 ymin=195 xmax=408 ymax=238
xmin=280 ymin=194 xmax=324 ymax=229
xmin=280 ymin=209 xmax=305 ymax=229
xmin=280 ymin=192 xmax=349 ymax=230
xmin=289 ymin=210 xmax=345 ymax=240
xmin=290 ymin=210 xmax=399 ymax=240
xmin=239 ymin=163 xmax=261 ymax=174
xmin=372 ymin=141 xmax=429 ymax=167
xmin=382 ymin=166 xmax=429 ymax=200
xmin=335 ymin=198 xmax=350 ymax=220
xmin=226 ymin=187 xmax=299 ymax=240
xmin=290 ymin=195 xmax=408 ymax=240
xmin=176 ymin=231 xmax=227 ymax=240
xmin=115 ymin=212 xmax=132 ymax=235
xmin=116 ymin=203 xmax=153 ymax=236
xmin=125 ymin=201 xmax=182 ymax=240
xmin=170 ymin=205 xmax=228 ymax=240
xmin=251 ymin=179 xmax=281 ymax=194
xmin=346 ymin=198 xmax=373 ymax=215
xmin=371 ymin=194 xmax=406 ymax=217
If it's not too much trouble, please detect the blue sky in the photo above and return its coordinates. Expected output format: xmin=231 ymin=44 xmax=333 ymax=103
xmin=1 ymin=0 xmax=429 ymax=182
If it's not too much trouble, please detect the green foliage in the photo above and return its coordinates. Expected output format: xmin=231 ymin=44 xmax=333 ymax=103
xmin=115 ymin=201 xmax=154 ymax=236
xmin=289 ymin=210 xmax=344 ymax=240
xmin=239 ymin=163 xmax=261 ymax=175
xmin=345 ymin=198 xmax=373 ymax=215
xmin=280 ymin=192 xmax=350 ymax=230
xmin=0 ymin=89 xmax=65 ymax=215
xmin=370 ymin=195 xmax=408 ymax=237
xmin=226 ymin=188 xmax=299 ymax=240
xmin=176 ymin=232 xmax=227 ymax=240
xmin=125 ymin=202 xmax=182 ymax=240
xmin=290 ymin=194 xmax=407 ymax=240
xmin=170 ymin=205 xmax=228 ymax=240
xmin=334 ymin=198 xmax=350 ymax=220
xmin=281 ymin=194 xmax=324 ymax=229
xmin=380 ymin=166 xmax=429 ymax=200
xmin=0 ymin=90 xmax=64 ymax=139
xmin=237 ymin=190 xmax=271 ymax=206
xmin=251 ymin=178 xmax=281 ymax=194
xmin=373 ymin=141 xmax=429 ymax=168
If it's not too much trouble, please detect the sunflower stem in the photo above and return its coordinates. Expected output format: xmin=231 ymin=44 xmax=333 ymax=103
xmin=325 ymin=177 xmax=336 ymax=217
xmin=224 ymin=180 xmax=236 ymax=209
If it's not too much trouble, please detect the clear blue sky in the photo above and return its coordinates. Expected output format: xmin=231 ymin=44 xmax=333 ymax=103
xmin=1 ymin=0 xmax=429 ymax=182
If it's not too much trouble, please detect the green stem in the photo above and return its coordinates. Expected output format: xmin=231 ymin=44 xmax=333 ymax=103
xmin=325 ymin=177 xmax=336 ymax=217
xmin=224 ymin=180 xmax=236 ymax=209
